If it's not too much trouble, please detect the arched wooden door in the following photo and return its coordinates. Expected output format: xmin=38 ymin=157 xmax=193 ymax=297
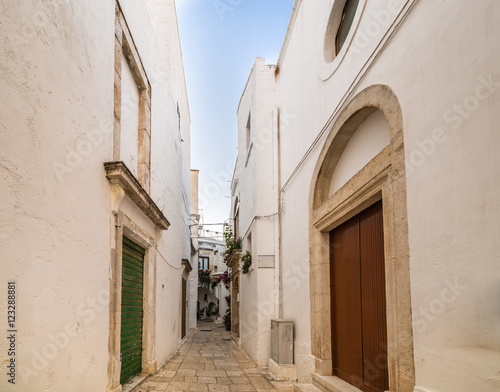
xmin=330 ymin=200 xmax=388 ymax=392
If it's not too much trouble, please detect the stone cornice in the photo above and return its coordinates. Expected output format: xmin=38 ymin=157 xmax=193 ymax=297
xmin=227 ymin=249 xmax=242 ymax=273
xmin=190 ymin=239 xmax=198 ymax=255
xmin=181 ymin=259 xmax=192 ymax=273
xmin=104 ymin=161 xmax=170 ymax=230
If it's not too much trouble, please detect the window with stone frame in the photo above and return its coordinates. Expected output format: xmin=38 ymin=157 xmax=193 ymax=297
xmin=246 ymin=112 xmax=252 ymax=155
xmin=199 ymin=256 xmax=209 ymax=271
xmin=113 ymin=2 xmax=152 ymax=193
xmin=324 ymin=0 xmax=361 ymax=63
xmin=335 ymin=0 xmax=360 ymax=54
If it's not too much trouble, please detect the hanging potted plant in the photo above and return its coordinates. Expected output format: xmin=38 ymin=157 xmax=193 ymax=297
xmin=198 ymin=269 xmax=211 ymax=288
xmin=223 ymin=227 xmax=242 ymax=264
xmin=223 ymin=295 xmax=231 ymax=331
xmin=241 ymin=251 xmax=252 ymax=274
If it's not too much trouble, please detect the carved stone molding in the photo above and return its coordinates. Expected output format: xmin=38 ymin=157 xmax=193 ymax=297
xmin=308 ymin=85 xmax=415 ymax=392
xmin=182 ymin=259 xmax=192 ymax=280
xmin=182 ymin=259 xmax=193 ymax=273
xmin=104 ymin=161 xmax=170 ymax=230
xmin=110 ymin=184 xmax=125 ymax=216
xmin=227 ymin=249 xmax=242 ymax=275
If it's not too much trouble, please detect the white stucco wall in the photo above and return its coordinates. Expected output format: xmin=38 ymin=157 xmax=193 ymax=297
xmin=119 ymin=0 xmax=192 ymax=367
xmin=189 ymin=170 xmax=200 ymax=331
xmin=0 ymin=0 xmax=191 ymax=390
xmin=329 ymin=109 xmax=390 ymax=195
xmin=231 ymin=59 xmax=280 ymax=368
xmin=279 ymin=0 xmax=500 ymax=389
xmin=215 ymin=282 xmax=230 ymax=318
xmin=0 ymin=1 xmax=115 ymax=390
xmin=187 ymin=262 xmax=199 ymax=330
xmin=232 ymin=0 xmax=500 ymax=389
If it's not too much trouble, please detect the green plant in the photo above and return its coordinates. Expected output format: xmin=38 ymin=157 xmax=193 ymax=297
xmin=241 ymin=251 xmax=252 ymax=274
xmin=223 ymin=227 xmax=242 ymax=264
xmin=223 ymin=295 xmax=231 ymax=330
xmin=199 ymin=269 xmax=211 ymax=288
xmin=223 ymin=310 xmax=231 ymax=330
xmin=220 ymin=270 xmax=231 ymax=290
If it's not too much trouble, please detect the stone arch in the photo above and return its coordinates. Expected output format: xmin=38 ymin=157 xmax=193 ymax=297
xmin=308 ymin=85 xmax=415 ymax=391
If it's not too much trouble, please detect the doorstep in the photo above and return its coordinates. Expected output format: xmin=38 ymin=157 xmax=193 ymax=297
xmin=122 ymin=374 xmax=148 ymax=392
xmin=231 ymin=334 xmax=241 ymax=347
xmin=312 ymin=373 xmax=363 ymax=392
xmin=294 ymin=383 xmax=323 ymax=392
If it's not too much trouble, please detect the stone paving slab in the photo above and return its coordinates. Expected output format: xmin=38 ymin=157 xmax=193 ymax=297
xmin=131 ymin=322 xmax=294 ymax=392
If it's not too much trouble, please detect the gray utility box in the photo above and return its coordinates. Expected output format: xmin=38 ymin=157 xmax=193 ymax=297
xmin=270 ymin=319 xmax=294 ymax=365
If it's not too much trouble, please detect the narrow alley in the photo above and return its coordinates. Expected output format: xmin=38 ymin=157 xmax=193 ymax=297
xmin=129 ymin=321 xmax=294 ymax=392
xmin=1 ymin=1 xmax=499 ymax=392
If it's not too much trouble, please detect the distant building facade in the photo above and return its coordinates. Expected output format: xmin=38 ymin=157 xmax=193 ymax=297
xmin=197 ymin=238 xmax=230 ymax=320
xmin=0 ymin=1 xmax=193 ymax=391
xmin=189 ymin=170 xmax=201 ymax=330
xmin=230 ymin=1 xmax=500 ymax=392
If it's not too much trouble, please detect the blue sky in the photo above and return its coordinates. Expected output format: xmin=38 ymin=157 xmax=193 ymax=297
xmin=177 ymin=0 xmax=295 ymax=239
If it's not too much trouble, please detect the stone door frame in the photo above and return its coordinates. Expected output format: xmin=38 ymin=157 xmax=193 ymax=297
xmin=308 ymin=85 xmax=415 ymax=392
xmin=107 ymin=207 xmax=157 ymax=392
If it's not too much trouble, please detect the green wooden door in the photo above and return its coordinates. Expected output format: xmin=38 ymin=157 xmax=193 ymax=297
xmin=120 ymin=236 xmax=145 ymax=385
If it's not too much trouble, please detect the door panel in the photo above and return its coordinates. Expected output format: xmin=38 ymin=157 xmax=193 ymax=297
xmin=330 ymin=201 xmax=388 ymax=392
xmin=330 ymin=216 xmax=363 ymax=388
xmin=120 ymin=236 xmax=145 ymax=385
xmin=359 ymin=201 xmax=388 ymax=392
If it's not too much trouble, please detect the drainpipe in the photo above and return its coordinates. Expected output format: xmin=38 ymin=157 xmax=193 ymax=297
xmin=272 ymin=107 xmax=283 ymax=319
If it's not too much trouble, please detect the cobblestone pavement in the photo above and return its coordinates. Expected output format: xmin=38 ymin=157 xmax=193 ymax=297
xmin=130 ymin=321 xmax=295 ymax=392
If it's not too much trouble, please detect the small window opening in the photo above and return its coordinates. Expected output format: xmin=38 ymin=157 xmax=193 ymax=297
xmin=336 ymin=0 xmax=360 ymax=54
xmin=246 ymin=113 xmax=252 ymax=154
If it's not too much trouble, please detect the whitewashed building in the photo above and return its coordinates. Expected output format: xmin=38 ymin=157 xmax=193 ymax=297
xmin=191 ymin=170 xmax=230 ymax=322
xmin=230 ymin=1 xmax=500 ymax=392
xmin=189 ymin=169 xmax=201 ymax=332
xmin=197 ymin=237 xmax=230 ymax=321
xmin=0 ymin=1 xmax=193 ymax=391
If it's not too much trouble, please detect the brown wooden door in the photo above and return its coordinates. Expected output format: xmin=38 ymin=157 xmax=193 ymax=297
xmin=330 ymin=201 xmax=388 ymax=392
xmin=330 ymin=214 xmax=364 ymax=388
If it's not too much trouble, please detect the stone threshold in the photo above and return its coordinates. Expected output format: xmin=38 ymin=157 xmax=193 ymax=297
xmin=122 ymin=373 xmax=148 ymax=392
xmin=312 ymin=373 xmax=363 ymax=392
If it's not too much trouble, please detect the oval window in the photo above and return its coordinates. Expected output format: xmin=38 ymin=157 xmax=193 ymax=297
xmin=324 ymin=0 xmax=361 ymax=63
xmin=336 ymin=0 xmax=360 ymax=54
